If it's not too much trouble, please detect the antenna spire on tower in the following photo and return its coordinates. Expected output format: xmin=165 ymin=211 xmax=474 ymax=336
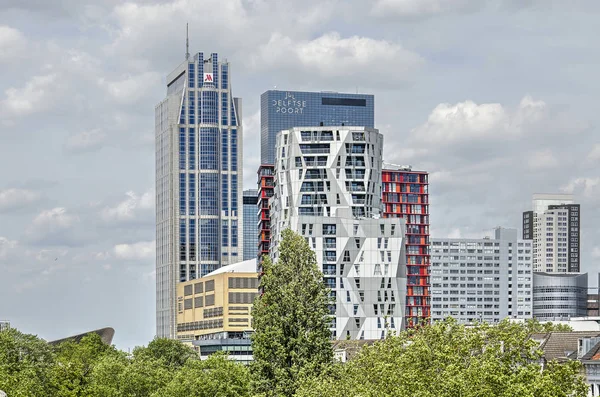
xmin=185 ymin=23 xmax=190 ymax=60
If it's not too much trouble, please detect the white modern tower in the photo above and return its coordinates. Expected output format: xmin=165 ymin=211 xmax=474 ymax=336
xmin=155 ymin=52 xmax=243 ymax=338
xmin=523 ymin=193 xmax=580 ymax=273
xmin=270 ymin=126 xmax=407 ymax=339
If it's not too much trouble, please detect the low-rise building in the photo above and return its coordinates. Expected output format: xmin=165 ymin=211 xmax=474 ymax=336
xmin=533 ymin=272 xmax=588 ymax=321
xmin=176 ymin=259 xmax=258 ymax=363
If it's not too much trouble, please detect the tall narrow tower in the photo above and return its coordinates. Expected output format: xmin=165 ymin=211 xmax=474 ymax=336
xmin=155 ymin=52 xmax=243 ymax=338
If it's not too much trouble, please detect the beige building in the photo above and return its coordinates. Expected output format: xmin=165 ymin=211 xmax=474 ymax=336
xmin=176 ymin=259 xmax=258 ymax=362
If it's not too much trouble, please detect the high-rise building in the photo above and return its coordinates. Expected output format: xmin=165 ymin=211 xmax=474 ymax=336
xmin=382 ymin=165 xmax=430 ymax=327
xmin=257 ymin=164 xmax=274 ymax=272
xmin=523 ymin=194 xmax=580 ymax=273
xmin=532 ymin=272 xmax=587 ymax=320
xmin=155 ymin=52 xmax=243 ymax=338
xmin=242 ymin=189 xmax=258 ymax=261
xmin=176 ymin=259 xmax=258 ymax=364
xmin=270 ymin=126 xmax=407 ymax=339
xmin=430 ymin=228 xmax=533 ymax=324
xmin=260 ymin=90 xmax=374 ymax=165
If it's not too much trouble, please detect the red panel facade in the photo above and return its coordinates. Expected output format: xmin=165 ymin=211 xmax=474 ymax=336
xmin=257 ymin=164 xmax=275 ymax=274
xmin=382 ymin=168 xmax=430 ymax=327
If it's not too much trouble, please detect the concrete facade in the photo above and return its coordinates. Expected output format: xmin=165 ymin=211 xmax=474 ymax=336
xmin=430 ymin=228 xmax=533 ymax=324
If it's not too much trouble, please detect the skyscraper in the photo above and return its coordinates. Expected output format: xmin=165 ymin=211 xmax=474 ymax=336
xmin=270 ymin=126 xmax=407 ymax=339
xmin=155 ymin=52 xmax=243 ymax=338
xmin=382 ymin=165 xmax=430 ymax=327
xmin=260 ymin=90 xmax=374 ymax=165
xmin=242 ymin=189 xmax=258 ymax=261
xmin=523 ymin=194 xmax=580 ymax=273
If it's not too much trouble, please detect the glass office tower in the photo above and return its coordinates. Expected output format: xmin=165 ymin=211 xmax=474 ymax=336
xmin=155 ymin=52 xmax=243 ymax=338
xmin=242 ymin=189 xmax=258 ymax=260
xmin=260 ymin=90 xmax=374 ymax=165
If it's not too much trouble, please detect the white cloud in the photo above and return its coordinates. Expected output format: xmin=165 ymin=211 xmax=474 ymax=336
xmin=587 ymin=144 xmax=600 ymax=162
xmin=0 ymin=25 xmax=27 ymax=62
xmin=28 ymin=208 xmax=79 ymax=239
xmin=371 ymin=0 xmax=479 ymax=18
xmin=0 ymin=188 xmax=41 ymax=212
xmin=1 ymin=73 xmax=57 ymax=117
xmin=561 ymin=177 xmax=600 ymax=198
xmin=32 ymin=207 xmax=77 ymax=229
xmin=528 ymin=149 xmax=558 ymax=170
xmin=409 ymin=95 xmax=547 ymax=146
xmin=252 ymin=32 xmax=423 ymax=87
xmin=0 ymin=237 xmax=18 ymax=258
xmin=102 ymin=190 xmax=154 ymax=223
xmin=114 ymin=240 xmax=155 ymax=260
xmin=98 ymin=72 xmax=161 ymax=104
xmin=64 ymin=129 xmax=108 ymax=153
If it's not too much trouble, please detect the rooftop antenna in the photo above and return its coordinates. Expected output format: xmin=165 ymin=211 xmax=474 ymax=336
xmin=185 ymin=23 xmax=190 ymax=60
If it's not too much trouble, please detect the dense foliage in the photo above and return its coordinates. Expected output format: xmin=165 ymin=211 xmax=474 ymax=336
xmin=251 ymin=229 xmax=334 ymax=396
xmin=296 ymin=318 xmax=587 ymax=397
xmin=0 ymin=331 xmax=250 ymax=397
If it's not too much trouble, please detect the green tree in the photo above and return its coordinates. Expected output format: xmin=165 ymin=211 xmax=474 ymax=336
xmin=87 ymin=353 xmax=174 ymax=397
xmin=49 ymin=333 xmax=119 ymax=397
xmin=297 ymin=318 xmax=588 ymax=397
xmin=87 ymin=337 xmax=197 ymax=397
xmin=0 ymin=328 xmax=56 ymax=397
xmin=251 ymin=229 xmax=334 ymax=396
xmin=133 ymin=337 xmax=198 ymax=369
xmin=153 ymin=353 xmax=252 ymax=397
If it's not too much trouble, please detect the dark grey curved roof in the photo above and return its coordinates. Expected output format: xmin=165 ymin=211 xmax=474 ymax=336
xmin=48 ymin=327 xmax=115 ymax=346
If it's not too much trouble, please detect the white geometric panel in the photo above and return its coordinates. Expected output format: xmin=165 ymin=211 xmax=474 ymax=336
xmin=270 ymin=127 xmax=407 ymax=340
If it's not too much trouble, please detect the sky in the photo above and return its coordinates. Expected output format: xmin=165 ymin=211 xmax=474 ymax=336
xmin=1 ymin=0 xmax=599 ymax=350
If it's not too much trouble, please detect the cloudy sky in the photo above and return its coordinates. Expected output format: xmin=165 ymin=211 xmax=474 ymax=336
xmin=1 ymin=0 xmax=599 ymax=349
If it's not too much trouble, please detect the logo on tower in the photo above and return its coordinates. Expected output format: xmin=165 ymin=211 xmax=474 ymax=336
xmin=203 ymin=73 xmax=213 ymax=83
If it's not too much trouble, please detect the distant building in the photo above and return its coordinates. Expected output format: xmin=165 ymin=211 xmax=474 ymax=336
xmin=176 ymin=259 xmax=258 ymax=363
xmin=48 ymin=327 xmax=115 ymax=346
xmin=533 ymin=272 xmax=588 ymax=321
xmin=588 ymin=294 xmax=599 ymax=317
xmin=242 ymin=190 xmax=258 ymax=260
xmin=260 ymin=90 xmax=374 ymax=165
xmin=0 ymin=321 xmax=9 ymax=331
xmin=535 ymin=331 xmax=600 ymax=396
xmin=430 ymin=228 xmax=533 ymax=324
xmin=523 ymin=194 xmax=580 ymax=273
xmin=257 ymin=164 xmax=274 ymax=274
xmin=382 ymin=164 xmax=430 ymax=327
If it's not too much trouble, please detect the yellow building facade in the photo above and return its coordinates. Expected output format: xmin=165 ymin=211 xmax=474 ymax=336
xmin=175 ymin=259 xmax=258 ymax=362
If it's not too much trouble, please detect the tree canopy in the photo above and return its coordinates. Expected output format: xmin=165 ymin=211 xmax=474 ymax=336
xmin=296 ymin=318 xmax=588 ymax=397
xmin=251 ymin=228 xmax=334 ymax=396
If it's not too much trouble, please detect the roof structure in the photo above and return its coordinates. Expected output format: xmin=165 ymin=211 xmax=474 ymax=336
xmin=48 ymin=327 xmax=115 ymax=346
xmin=205 ymin=258 xmax=257 ymax=276
xmin=538 ymin=331 xmax=600 ymax=361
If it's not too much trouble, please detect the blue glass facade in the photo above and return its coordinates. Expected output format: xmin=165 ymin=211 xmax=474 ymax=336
xmin=243 ymin=189 xmax=258 ymax=260
xmin=260 ymin=90 xmax=374 ymax=164
xmin=177 ymin=52 xmax=242 ymax=279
